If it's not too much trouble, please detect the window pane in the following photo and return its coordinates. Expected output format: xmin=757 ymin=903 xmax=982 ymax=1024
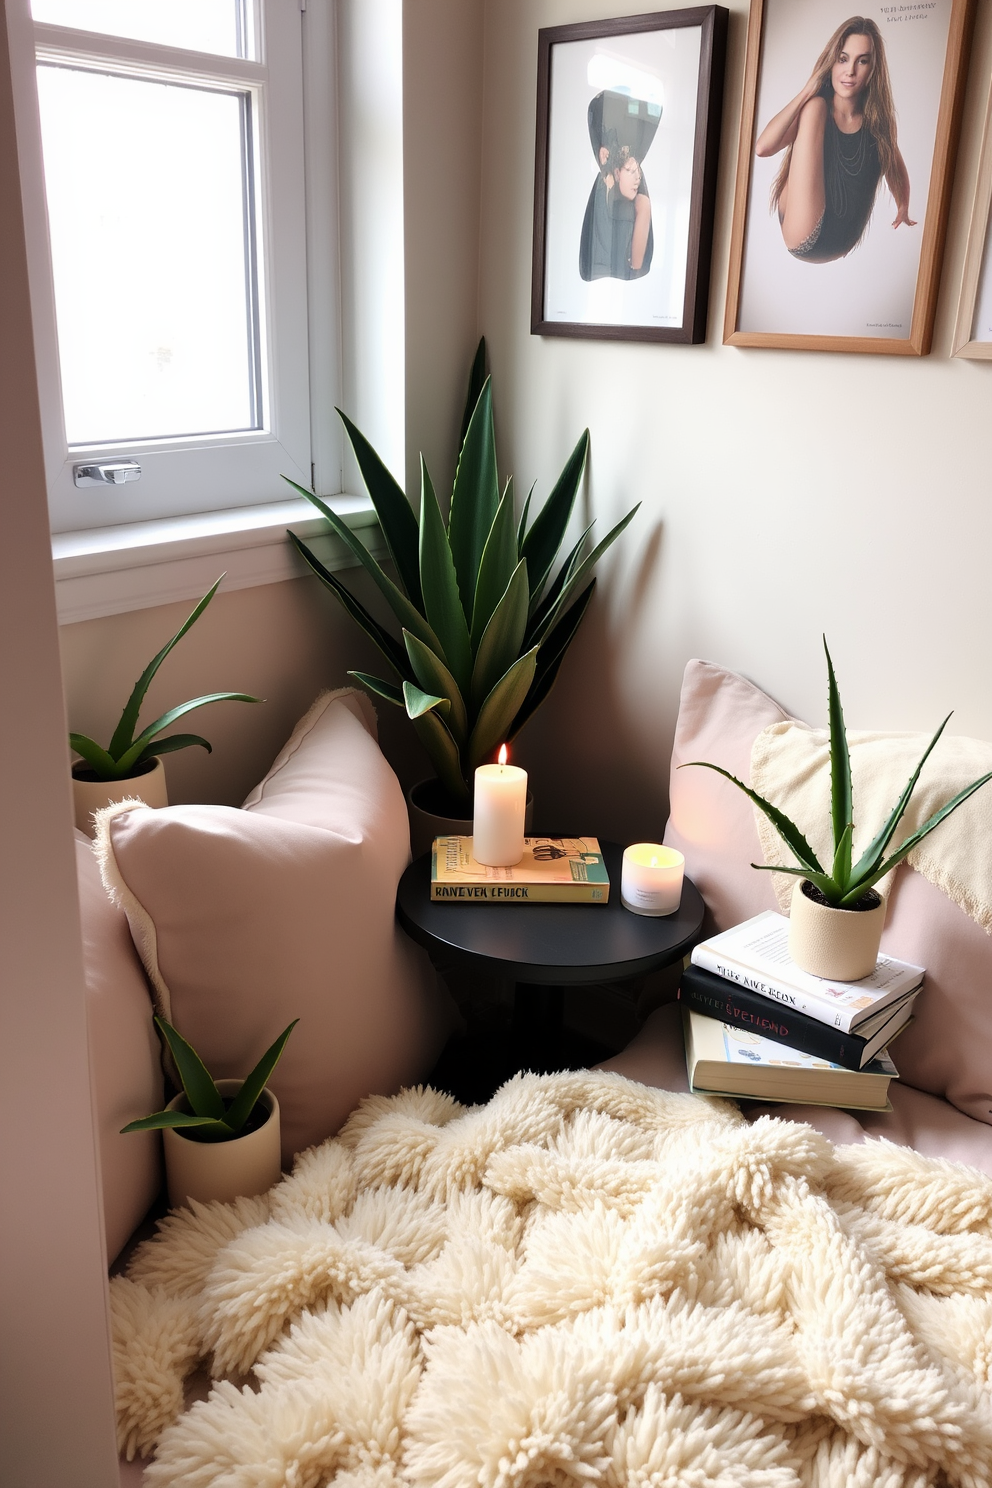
xmin=31 ymin=1 xmax=252 ymax=60
xmin=37 ymin=65 xmax=260 ymax=447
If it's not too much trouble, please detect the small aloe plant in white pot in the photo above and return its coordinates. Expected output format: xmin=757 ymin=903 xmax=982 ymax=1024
xmin=123 ymin=1016 xmax=297 ymax=1208
xmin=684 ymin=639 xmax=992 ymax=980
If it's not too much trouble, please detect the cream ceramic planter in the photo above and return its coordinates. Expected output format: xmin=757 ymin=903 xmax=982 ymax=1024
xmin=407 ymin=778 xmax=534 ymax=860
xmin=788 ymin=879 xmax=886 ymax=982
xmin=72 ymin=755 xmax=168 ymax=837
xmin=163 ymin=1078 xmax=281 ymax=1209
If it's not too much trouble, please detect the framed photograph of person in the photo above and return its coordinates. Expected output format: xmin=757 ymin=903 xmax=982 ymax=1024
xmin=531 ymin=7 xmax=728 ymax=344
xmin=724 ymin=0 xmax=973 ymax=355
xmin=952 ymin=79 xmax=992 ymax=358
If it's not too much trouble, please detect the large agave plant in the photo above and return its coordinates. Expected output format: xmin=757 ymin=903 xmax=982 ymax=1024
xmin=284 ymin=342 xmax=638 ymax=808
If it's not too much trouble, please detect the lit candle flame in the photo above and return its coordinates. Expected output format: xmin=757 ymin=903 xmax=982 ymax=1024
xmin=498 ymin=744 xmax=508 ymax=767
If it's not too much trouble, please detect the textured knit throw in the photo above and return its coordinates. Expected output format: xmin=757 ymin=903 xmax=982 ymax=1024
xmin=113 ymin=1071 xmax=992 ymax=1487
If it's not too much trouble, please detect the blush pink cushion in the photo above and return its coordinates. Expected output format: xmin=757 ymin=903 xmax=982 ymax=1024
xmin=76 ymin=831 xmax=162 ymax=1263
xmin=100 ymin=690 xmax=454 ymax=1162
xmin=602 ymin=1005 xmax=992 ymax=1174
xmin=663 ymin=659 xmax=992 ymax=1129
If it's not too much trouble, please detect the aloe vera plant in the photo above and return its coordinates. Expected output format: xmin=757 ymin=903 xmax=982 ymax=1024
xmin=69 ymin=576 xmax=260 ymax=781
xmin=284 ymin=341 xmax=638 ymax=806
xmin=122 ymin=1017 xmax=297 ymax=1141
xmin=684 ymin=638 xmax=992 ymax=908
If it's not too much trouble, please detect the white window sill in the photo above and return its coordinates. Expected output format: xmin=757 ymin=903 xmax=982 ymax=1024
xmin=52 ymin=494 xmax=382 ymax=623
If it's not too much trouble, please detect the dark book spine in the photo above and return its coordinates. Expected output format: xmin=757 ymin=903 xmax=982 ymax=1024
xmin=679 ymin=964 xmax=866 ymax=1070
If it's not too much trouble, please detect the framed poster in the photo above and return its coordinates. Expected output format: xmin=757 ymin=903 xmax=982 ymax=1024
xmin=952 ymin=81 xmax=992 ymax=358
xmin=531 ymin=7 xmax=728 ymax=344
xmin=724 ymin=0 xmax=973 ymax=354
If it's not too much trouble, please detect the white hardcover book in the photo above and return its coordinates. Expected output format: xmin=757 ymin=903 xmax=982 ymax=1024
xmin=690 ymin=911 xmax=924 ymax=1033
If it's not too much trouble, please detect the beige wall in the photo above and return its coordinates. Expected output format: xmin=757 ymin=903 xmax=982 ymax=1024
xmin=478 ymin=0 xmax=992 ymax=846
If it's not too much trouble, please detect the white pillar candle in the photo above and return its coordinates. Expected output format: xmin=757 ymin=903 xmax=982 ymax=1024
xmin=473 ymin=747 xmax=527 ymax=866
xmin=621 ymin=844 xmax=684 ymax=916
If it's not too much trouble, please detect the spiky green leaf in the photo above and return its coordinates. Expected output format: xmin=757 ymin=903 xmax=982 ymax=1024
xmin=222 ymin=1020 xmax=298 ymax=1135
xmin=336 ymin=408 xmax=421 ymax=605
xmin=447 ymin=379 xmax=499 ymax=613
xmin=113 ymin=693 xmax=258 ymax=776
xmin=409 ymin=707 xmax=471 ymax=804
xmin=70 ymin=734 xmax=122 ymax=779
xmin=679 ymin=762 xmax=824 ymax=874
xmin=517 ymin=482 xmax=536 ymax=551
xmin=520 ymin=431 xmax=589 ymax=602
xmin=842 ymin=771 xmax=992 ymax=904
xmin=120 ymin=1110 xmax=224 ymax=1134
xmin=824 ymin=638 xmax=852 ymax=857
xmin=287 ymin=530 xmax=410 ymax=678
xmin=471 ymin=481 xmax=518 ymax=648
xmin=348 ymin=672 xmax=404 ymax=707
xmin=847 ymin=714 xmax=953 ymax=886
xmin=458 ymin=337 xmax=488 ymax=451
xmin=529 ymin=504 xmax=639 ymax=647
xmin=403 ymin=680 xmax=451 ymax=722
xmin=419 ymin=459 xmax=473 ymax=692
xmin=132 ymin=734 xmax=211 ymax=768
xmin=470 ymin=559 xmax=529 ymax=711
xmin=751 ymin=863 xmax=842 ymax=901
xmin=526 ymin=520 xmax=595 ymax=630
xmin=155 ymin=1016 xmax=224 ymax=1120
xmin=404 ymin=631 xmax=468 ymax=744
xmin=509 ymin=580 xmax=596 ymax=741
xmin=107 ymin=576 xmax=225 ymax=760
xmin=831 ymin=820 xmax=853 ymax=891
xmin=468 ymin=648 xmax=539 ymax=770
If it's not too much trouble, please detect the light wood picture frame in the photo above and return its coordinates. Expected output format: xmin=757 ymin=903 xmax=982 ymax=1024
xmin=724 ymin=0 xmax=973 ymax=355
xmin=531 ymin=7 xmax=728 ymax=345
xmin=952 ymin=80 xmax=992 ymax=359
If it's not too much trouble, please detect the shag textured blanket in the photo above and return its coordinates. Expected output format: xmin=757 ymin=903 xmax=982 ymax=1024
xmin=113 ymin=1071 xmax=992 ymax=1487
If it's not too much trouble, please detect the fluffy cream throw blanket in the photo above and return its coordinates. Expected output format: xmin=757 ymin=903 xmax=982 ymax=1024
xmin=113 ymin=1071 xmax=992 ymax=1487
xmin=750 ymin=722 xmax=992 ymax=929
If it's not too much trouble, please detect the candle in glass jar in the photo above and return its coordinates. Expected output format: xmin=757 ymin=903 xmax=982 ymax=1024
xmin=621 ymin=844 xmax=684 ymax=916
xmin=473 ymin=745 xmax=527 ymax=866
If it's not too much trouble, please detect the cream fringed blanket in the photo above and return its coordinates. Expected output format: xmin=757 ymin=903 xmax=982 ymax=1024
xmin=114 ymin=1072 xmax=992 ymax=1488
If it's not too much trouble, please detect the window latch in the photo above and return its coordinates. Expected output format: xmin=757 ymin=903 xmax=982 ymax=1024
xmin=73 ymin=460 xmax=141 ymax=487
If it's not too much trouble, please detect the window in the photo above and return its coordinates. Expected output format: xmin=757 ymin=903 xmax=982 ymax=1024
xmin=27 ymin=0 xmax=336 ymax=536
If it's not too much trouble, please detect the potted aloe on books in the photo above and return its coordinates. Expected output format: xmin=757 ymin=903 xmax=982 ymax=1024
xmin=70 ymin=575 xmax=260 ymax=835
xmin=283 ymin=341 xmax=638 ymax=850
xmin=122 ymin=1016 xmax=297 ymax=1208
xmin=684 ymin=639 xmax=992 ymax=980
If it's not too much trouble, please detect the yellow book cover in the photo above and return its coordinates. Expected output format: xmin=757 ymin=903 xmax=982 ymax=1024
xmin=430 ymin=837 xmax=610 ymax=903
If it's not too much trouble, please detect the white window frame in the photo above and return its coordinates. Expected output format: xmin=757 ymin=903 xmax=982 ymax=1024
xmin=7 ymin=0 xmax=386 ymax=621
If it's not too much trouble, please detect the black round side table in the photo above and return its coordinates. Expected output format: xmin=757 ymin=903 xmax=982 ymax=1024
xmin=397 ymin=841 xmax=705 ymax=1088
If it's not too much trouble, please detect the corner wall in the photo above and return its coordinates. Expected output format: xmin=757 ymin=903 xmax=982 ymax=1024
xmin=479 ymin=0 xmax=992 ymax=845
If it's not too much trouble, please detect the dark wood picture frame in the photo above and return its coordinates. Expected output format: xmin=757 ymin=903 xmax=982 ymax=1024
xmin=724 ymin=0 xmax=974 ymax=355
xmin=531 ymin=7 xmax=728 ymax=345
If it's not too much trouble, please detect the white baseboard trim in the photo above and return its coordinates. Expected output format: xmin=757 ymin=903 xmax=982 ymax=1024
xmin=52 ymin=494 xmax=383 ymax=623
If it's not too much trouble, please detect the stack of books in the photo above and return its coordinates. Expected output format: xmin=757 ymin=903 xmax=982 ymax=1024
xmin=430 ymin=837 xmax=609 ymax=902
xmin=680 ymin=911 xmax=924 ymax=1110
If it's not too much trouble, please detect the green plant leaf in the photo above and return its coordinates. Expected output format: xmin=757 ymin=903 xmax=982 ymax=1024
xmin=847 ymin=714 xmax=953 ymax=887
xmin=842 ymin=770 xmax=992 ymax=904
xmin=447 ymin=378 xmax=499 ymax=613
xmin=284 ymin=478 xmax=443 ymax=657
xmin=751 ymin=863 xmax=842 ymax=902
xmin=336 ymin=408 xmax=421 ymax=606
xmin=70 ymin=734 xmax=122 ymax=780
xmin=120 ymin=1110 xmax=224 ymax=1134
xmin=287 ymin=530 xmax=410 ymax=678
xmin=678 ymin=762 xmax=824 ymax=875
xmin=516 ymin=482 xmax=536 ymax=551
xmin=471 ymin=480 xmax=518 ymax=648
xmin=458 ymin=336 xmax=488 ymax=450
xmin=409 ymin=707 xmax=471 ymax=804
xmin=348 ymin=672 xmax=405 ymax=707
xmin=824 ymin=638 xmax=852 ymax=857
xmin=404 ymin=631 xmax=468 ymax=744
xmin=520 ymin=431 xmax=589 ymax=603
xmin=508 ymin=580 xmax=596 ymax=741
xmin=222 ymin=1019 xmax=298 ymax=1135
xmin=831 ymin=820 xmax=853 ymax=891
xmin=154 ymin=1016 xmax=224 ymax=1120
xmin=528 ymin=504 xmax=639 ymax=647
xmin=403 ymin=680 xmax=451 ymax=722
xmin=132 ymin=734 xmax=212 ymax=768
xmin=114 ymin=693 xmax=258 ymax=776
xmin=107 ymin=575 xmax=225 ymax=761
xmin=468 ymin=647 xmax=539 ymax=769
xmin=470 ymin=558 xmax=529 ymax=711
xmin=525 ymin=520 xmax=595 ymax=630
xmin=419 ymin=459 xmax=473 ymax=692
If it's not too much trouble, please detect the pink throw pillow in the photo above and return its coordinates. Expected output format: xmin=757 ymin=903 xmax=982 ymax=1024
xmin=97 ymin=691 xmax=454 ymax=1162
xmin=664 ymin=659 xmax=992 ymax=1129
xmin=76 ymin=831 xmax=162 ymax=1262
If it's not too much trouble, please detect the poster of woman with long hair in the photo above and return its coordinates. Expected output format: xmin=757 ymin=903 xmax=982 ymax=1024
xmin=724 ymin=0 xmax=971 ymax=354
